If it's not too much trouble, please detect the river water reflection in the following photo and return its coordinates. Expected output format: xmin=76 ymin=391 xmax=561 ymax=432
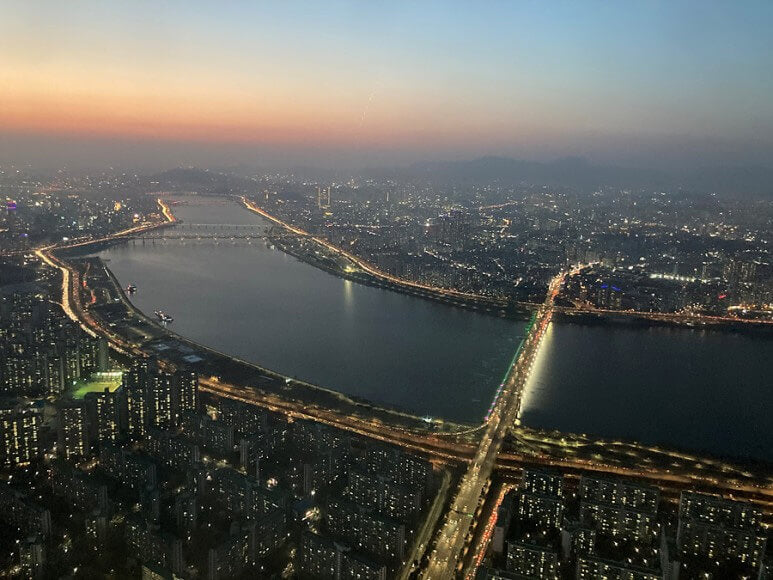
xmin=519 ymin=322 xmax=772 ymax=462
xmin=97 ymin=198 xmax=524 ymax=423
xmin=98 ymin=198 xmax=772 ymax=461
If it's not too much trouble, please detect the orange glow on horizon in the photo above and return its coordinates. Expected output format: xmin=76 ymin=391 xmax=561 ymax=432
xmin=0 ymin=70 xmax=561 ymax=149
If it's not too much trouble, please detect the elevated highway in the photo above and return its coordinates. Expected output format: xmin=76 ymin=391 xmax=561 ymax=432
xmin=556 ymin=304 xmax=773 ymax=327
xmin=241 ymin=196 xmax=510 ymax=311
xmin=198 ymin=378 xmax=476 ymax=463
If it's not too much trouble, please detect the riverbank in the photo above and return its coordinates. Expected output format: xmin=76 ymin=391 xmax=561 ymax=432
xmin=63 ymin=250 xmax=478 ymax=437
xmin=241 ymin=195 xmax=534 ymax=319
xmin=243 ymin=195 xmax=773 ymax=334
xmin=555 ymin=308 xmax=773 ymax=335
xmin=508 ymin=427 xmax=773 ymax=482
xmin=268 ymin=232 xmax=533 ymax=319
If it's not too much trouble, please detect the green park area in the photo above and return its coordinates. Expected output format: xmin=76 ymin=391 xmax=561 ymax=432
xmin=70 ymin=371 xmax=123 ymax=399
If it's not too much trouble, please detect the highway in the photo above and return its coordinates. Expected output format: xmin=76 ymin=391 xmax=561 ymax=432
xmin=496 ymin=452 xmax=773 ymax=509
xmin=421 ymin=271 xmax=564 ymax=578
xmin=556 ymin=304 xmax=773 ymax=326
xmin=400 ymin=471 xmax=452 ymax=580
xmin=241 ymin=196 xmax=508 ymax=309
xmin=35 ymin=245 xmax=97 ymax=337
xmin=199 ymin=377 xmax=476 ymax=463
xmin=464 ymin=483 xmax=514 ymax=579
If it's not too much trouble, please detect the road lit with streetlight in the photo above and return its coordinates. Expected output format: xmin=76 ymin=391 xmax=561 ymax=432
xmin=422 ymin=271 xmax=564 ymax=578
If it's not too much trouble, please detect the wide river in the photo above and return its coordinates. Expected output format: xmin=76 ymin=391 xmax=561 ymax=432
xmin=98 ymin=198 xmax=524 ymax=423
xmin=97 ymin=197 xmax=772 ymax=462
xmin=519 ymin=322 xmax=772 ymax=462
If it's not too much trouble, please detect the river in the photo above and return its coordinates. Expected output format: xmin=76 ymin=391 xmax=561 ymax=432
xmin=96 ymin=197 xmax=524 ymax=423
xmin=519 ymin=322 xmax=772 ymax=462
xmin=96 ymin=197 xmax=772 ymax=461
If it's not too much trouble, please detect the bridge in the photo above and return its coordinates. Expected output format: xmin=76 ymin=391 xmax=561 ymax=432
xmin=125 ymin=221 xmax=275 ymax=241
xmin=422 ymin=271 xmax=563 ymax=579
xmin=180 ymin=223 xmax=272 ymax=230
xmin=128 ymin=233 xmax=271 ymax=241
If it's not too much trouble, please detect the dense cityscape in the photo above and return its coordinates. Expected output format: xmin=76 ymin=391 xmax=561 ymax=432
xmin=0 ymin=161 xmax=770 ymax=579
xmin=4 ymin=166 xmax=770 ymax=317
xmin=244 ymin=174 xmax=772 ymax=317
xmin=2 ymin=2 xmax=772 ymax=579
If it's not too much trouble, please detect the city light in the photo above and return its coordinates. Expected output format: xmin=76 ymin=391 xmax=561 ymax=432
xmin=2 ymin=11 xmax=771 ymax=575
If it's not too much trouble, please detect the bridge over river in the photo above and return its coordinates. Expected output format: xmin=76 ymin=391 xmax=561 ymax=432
xmin=422 ymin=271 xmax=564 ymax=578
xmin=126 ymin=221 xmax=277 ymax=241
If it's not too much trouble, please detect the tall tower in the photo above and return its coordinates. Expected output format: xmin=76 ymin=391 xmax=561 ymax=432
xmin=85 ymin=388 xmax=121 ymax=443
xmin=149 ymin=372 xmax=174 ymax=429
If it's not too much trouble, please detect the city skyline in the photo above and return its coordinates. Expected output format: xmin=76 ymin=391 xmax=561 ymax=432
xmin=2 ymin=1 xmax=773 ymax=170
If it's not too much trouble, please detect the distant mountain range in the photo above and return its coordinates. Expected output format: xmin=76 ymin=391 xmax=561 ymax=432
xmin=146 ymin=158 xmax=773 ymax=199
xmin=381 ymin=156 xmax=773 ymax=198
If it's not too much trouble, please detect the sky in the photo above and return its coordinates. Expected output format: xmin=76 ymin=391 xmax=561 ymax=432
xmin=1 ymin=0 xmax=772 ymax=170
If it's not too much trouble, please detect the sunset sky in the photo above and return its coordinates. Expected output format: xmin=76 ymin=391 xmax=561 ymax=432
xmin=2 ymin=1 xmax=772 ymax=169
